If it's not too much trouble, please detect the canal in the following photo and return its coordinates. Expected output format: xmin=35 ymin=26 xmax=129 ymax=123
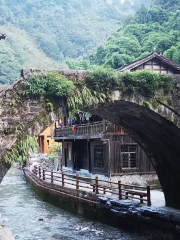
xmin=0 ymin=166 xmax=149 ymax=240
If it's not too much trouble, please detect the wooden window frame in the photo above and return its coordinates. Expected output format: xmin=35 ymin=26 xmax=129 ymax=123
xmin=121 ymin=144 xmax=137 ymax=169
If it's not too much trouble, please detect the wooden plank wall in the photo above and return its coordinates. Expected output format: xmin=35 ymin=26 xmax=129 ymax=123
xmin=105 ymin=134 xmax=154 ymax=174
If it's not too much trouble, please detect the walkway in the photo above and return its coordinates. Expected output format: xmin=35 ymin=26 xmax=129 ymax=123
xmin=31 ymin=167 xmax=165 ymax=207
xmin=151 ymin=189 xmax=165 ymax=207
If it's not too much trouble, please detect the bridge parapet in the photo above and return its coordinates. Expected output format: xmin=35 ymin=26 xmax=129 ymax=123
xmin=21 ymin=69 xmax=88 ymax=81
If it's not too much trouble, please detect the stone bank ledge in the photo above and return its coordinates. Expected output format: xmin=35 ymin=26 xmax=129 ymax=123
xmin=99 ymin=196 xmax=180 ymax=240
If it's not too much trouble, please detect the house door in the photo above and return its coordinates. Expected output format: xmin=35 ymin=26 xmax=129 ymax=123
xmin=92 ymin=145 xmax=105 ymax=174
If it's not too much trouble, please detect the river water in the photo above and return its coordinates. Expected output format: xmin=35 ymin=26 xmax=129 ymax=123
xmin=0 ymin=167 xmax=149 ymax=240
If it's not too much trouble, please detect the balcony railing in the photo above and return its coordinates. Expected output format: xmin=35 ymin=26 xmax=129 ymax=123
xmin=54 ymin=120 xmax=123 ymax=138
xmin=55 ymin=121 xmax=104 ymax=138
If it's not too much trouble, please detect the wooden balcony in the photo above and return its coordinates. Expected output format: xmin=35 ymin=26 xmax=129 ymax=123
xmin=53 ymin=121 xmax=125 ymax=140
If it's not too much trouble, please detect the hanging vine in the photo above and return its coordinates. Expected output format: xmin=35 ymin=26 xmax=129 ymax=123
xmin=67 ymin=85 xmax=106 ymax=114
xmin=3 ymin=136 xmax=38 ymax=165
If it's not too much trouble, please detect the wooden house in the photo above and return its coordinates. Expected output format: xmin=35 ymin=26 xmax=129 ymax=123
xmin=116 ymin=51 xmax=180 ymax=74
xmin=53 ymin=116 xmax=154 ymax=176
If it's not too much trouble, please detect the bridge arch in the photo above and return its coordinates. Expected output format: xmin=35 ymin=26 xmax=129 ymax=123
xmin=84 ymin=100 xmax=180 ymax=209
xmin=1 ymin=70 xmax=180 ymax=209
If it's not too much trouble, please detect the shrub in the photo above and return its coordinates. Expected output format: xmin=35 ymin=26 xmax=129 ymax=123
xmin=22 ymin=72 xmax=75 ymax=97
xmin=85 ymin=66 xmax=118 ymax=94
xmin=119 ymin=70 xmax=172 ymax=96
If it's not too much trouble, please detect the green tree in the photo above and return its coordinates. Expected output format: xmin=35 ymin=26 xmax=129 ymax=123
xmin=164 ymin=45 xmax=180 ymax=65
xmin=104 ymin=53 xmax=135 ymax=69
xmin=135 ymin=4 xmax=149 ymax=24
xmin=152 ymin=0 xmax=180 ymax=11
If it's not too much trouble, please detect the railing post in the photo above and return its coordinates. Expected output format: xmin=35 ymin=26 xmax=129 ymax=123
xmin=43 ymin=169 xmax=45 ymax=181
xmin=33 ymin=166 xmax=36 ymax=175
xmin=62 ymin=171 xmax=64 ymax=187
xmin=118 ymin=181 xmax=122 ymax=200
xmin=95 ymin=176 xmax=99 ymax=194
xmin=39 ymin=166 xmax=41 ymax=178
xmin=76 ymin=174 xmax=79 ymax=190
xmin=51 ymin=170 xmax=53 ymax=184
xmin=147 ymin=185 xmax=151 ymax=206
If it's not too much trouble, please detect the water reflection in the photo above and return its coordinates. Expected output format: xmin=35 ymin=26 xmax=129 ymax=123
xmin=0 ymin=167 xmax=148 ymax=240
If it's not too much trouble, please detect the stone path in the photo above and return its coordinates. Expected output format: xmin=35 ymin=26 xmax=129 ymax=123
xmin=151 ymin=189 xmax=165 ymax=207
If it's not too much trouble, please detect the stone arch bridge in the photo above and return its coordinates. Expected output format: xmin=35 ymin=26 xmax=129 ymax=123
xmin=1 ymin=69 xmax=180 ymax=209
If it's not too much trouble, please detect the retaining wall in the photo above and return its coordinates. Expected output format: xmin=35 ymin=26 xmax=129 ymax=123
xmin=24 ymin=169 xmax=180 ymax=240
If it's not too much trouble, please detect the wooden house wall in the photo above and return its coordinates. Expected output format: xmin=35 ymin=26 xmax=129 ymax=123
xmin=133 ymin=59 xmax=174 ymax=74
xmin=104 ymin=134 xmax=154 ymax=175
xmin=61 ymin=135 xmax=154 ymax=175
xmin=90 ymin=140 xmax=109 ymax=175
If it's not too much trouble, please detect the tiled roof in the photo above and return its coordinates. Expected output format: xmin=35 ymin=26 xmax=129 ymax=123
xmin=116 ymin=52 xmax=180 ymax=73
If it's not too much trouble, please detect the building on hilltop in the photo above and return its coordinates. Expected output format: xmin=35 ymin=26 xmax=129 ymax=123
xmin=116 ymin=51 xmax=180 ymax=74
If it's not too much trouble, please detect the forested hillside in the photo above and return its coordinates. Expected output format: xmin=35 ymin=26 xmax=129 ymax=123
xmin=91 ymin=0 xmax=180 ymax=69
xmin=0 ymin=0 xmax=149 ymax=84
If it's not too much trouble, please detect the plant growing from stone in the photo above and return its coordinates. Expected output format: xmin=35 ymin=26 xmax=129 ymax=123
xmin=48 ymin=143 xmax=60 ymax=162
xmin=85 ymin=66 xmax=118 ymax=95
xmin=119 ymin=70 xmax=172 ymax=96
xmin=22 ymin=72 xmax=75 ymax=97
xmin=3 ymin=136 xmax=38 ymax=165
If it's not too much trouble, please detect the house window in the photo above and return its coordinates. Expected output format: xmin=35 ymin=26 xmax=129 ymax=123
xmin=94 ymin=145 xmax=104 ymax=169
xmin=121 ymin=144 xmax=137 ymax=168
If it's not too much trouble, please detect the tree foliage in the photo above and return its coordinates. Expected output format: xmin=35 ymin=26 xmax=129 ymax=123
xmin=85 ymin=67 xmax=118 ymax=94
xmin=120 ymin=70 xmax=172 ymax=96
xmin=152 ymin=0 xmax=180 ymax=11
xmin=1 ymin=0 xmax=180 ymax=84
xmin=90 ymin=0 xmax=180 ymax=68
xmin=4 ymin=136 xmax=38 ymax=165
xmin=0 ymin=0 xmax=147 ymax=84
xmin=22 ymin=72 xmax=75 ymax=97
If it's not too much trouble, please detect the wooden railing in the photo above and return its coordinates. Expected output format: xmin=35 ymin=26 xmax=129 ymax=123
xmin=54 ymin=120 xmax=125 ymax=137
xmin=33 ymin=166 xmax=151 ymax=206
xmin=55 ymin=121 xmax=104 ymax=137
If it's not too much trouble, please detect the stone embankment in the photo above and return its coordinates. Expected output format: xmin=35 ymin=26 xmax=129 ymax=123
xmin=24 ymin=168 xmax=180 ymax=240
xmin=0 ymin=214 xmax=15 ymax=240
xmin=98 ymin=197 xmax=180 ymax=240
